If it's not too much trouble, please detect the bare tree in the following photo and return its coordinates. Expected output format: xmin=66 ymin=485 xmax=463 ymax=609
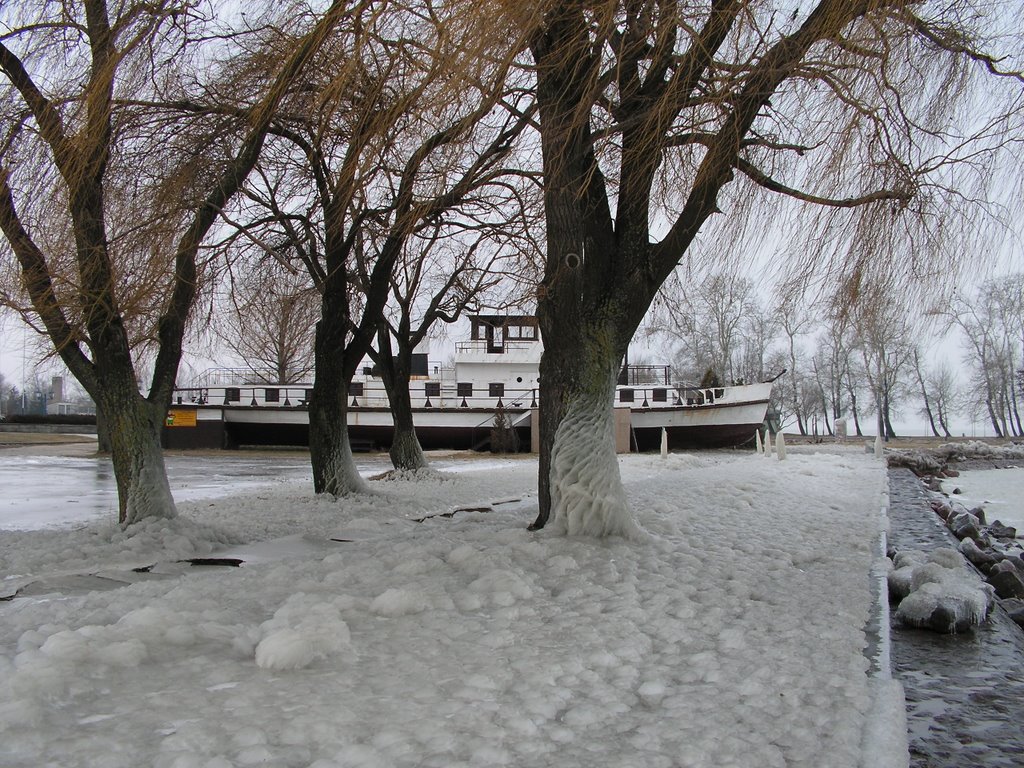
xmin=517 ymin=0 xmax=1024 ymax=534
xmin=922 ymin=358 xmax=959 ymax=438
xmin=214 ymin=257 xmax=318 ymax=384
xmin=660 ymin=272 xmax=755 ymax=384
xmin=0 ymin=1 xmax=351 ymax=524
xmin=367 ymin=218 xmax=538 ymax=472
xmin=852 ymin=293 xmax=917 ymax=439
xmin=778 ymin=298 xmax=813 ymax=434
xmin=947 ymin=277 xmax=1024 ymax=436
xmin=911 ymin=348 xmax=943 ymax=437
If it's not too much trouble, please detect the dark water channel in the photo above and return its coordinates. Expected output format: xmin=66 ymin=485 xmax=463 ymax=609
xmin=887 ymin=468 xmax=1024 ymax=768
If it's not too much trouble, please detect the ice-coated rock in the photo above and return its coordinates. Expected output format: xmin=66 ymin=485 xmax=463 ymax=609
xmin=987 ymin=520 xmax=1018 ymax=540
xmin=988 ymin=566 xmax=1024 ymax=600
xmin=947 ymin=511 xmax=979 ymax=532
xmin=1002 ymin=598 xmax=1024 ymax=628
xmin=959 ymin=539 xmax=997 ymax=571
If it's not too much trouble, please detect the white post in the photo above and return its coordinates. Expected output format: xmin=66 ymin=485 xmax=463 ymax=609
xmin=776 ymin=430 xmax=786 ymax=460
xmin=755 ymin=429 xmax=763 ymax=454
xmin=764 ymin=429 xmax=772 ymax=457
xmin=660 ymin=427 xmax=668 ymax=458
xmin=874 ymin=433 xmax=883 ymax=459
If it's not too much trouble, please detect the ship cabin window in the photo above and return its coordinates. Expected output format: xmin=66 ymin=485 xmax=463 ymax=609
xmin=457 ymin=382 xmax=473 ymax=398
xmin=505 ymin=323 xmax=538 ymax=341
xmin=652 ymin=388 xmax=667 ymax=403
xmin=350 ymin=382 xmax=364 ymax=397
xmin=714 ymin=388 xmax=725 ymax=399
xmin=363 ymin=366 xmax=373 ymax=376
xmin=425 ymin=382 xmax=441 ymax=398
xmin=619 ymin=388 xmax=635 ymax=403
xmin=489 ymin=383 xmax=505 ymax=398
xmin=225 ymin=387 xmax=241 ymax=403
xmin=265 ymin=388 xmax=280 ymax=403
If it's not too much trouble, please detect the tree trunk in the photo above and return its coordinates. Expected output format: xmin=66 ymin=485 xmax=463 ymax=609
xmin=987 ymin=398 xmax=1004 ymax=437
xmin=94 ymin=386 xmax=176 ymax=527
xmin=376 ymin=330 xmax=428 ymax=472
xmin=541 ymin=331 xmax=639 ymax=538
xmin=913 ymin=354 xmax=941 ymax=437
xmin=95 ymin=407 xmax=112 ymax=453
xmin=882 ymin=388 xmax=897 ymax=439
xmin=937 ymin=409 xmax=952 ymax=438
xmin=848 ymin=389 xmax=863 ymax=436
xmin=308 ymin=304 xmax=366 ymax=496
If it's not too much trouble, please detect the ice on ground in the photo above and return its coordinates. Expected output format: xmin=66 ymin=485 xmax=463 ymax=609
xmin=0 ymin=449 xmax=893 ymax=768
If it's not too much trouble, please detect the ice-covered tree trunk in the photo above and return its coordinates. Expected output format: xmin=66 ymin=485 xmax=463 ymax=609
xmin=95 ymin=386 xmax=176 ymax=527
xmin=547 ymin=355 xmax=639 ymax=538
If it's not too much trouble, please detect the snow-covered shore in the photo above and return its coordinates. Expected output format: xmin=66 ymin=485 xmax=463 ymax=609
xmin=0 ymin=448 xmax=903 ymax=768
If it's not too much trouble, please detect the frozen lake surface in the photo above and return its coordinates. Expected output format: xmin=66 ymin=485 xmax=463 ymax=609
xmin=941 ymin=467 xmax=1024 ymax=533
xmin=0 ymin=453 xmax=360 ymax=530
xmin=0 ymin=451 xmax=534 ymax=531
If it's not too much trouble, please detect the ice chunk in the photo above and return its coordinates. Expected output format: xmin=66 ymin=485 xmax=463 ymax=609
xmin=254 ymin=629 xmax=317 ymax=670
xmin=369 ymin=588 xmax=428 ymax=617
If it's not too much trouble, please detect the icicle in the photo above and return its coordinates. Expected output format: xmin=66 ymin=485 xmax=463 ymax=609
xmin=660 ymin=428 xmax=668 ymax=458
xmin=776 ymin=430 xmax=786 ymax=460
xmin=755 ymin=430 xmax=763 ymax=454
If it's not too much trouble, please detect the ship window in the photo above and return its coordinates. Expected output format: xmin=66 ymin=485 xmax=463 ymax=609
xmin=225 ymin=387 xmax=241 ymax=403
xmin=715 ymin=388 xmax=725 ymax=399
xmin=619 ymin=388 xmax=634 ymax=403
xmin=265 ymin=388 xmax=280 ymax=403
xmin=350 ymin=382 xmax=364 ymax=397
xmin=457 ymin=382 xmax=473 ymax=398
xmin=489 ymin=383 xmax=504 ymax=398
xmin=652 ymin=388 xmax=667 ymax=402
xmin=425 ymin=382 xmax=440 ymax=397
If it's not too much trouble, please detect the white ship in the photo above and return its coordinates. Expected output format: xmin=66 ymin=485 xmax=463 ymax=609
xmin=164 ymin=315 xmax=776 ymax=452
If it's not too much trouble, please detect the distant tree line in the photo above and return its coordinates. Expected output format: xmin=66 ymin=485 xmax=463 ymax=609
xmin=653 ymin=272 xmax=1024 ymax=440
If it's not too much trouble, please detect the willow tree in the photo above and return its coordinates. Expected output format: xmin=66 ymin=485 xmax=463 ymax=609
xmin=513 ymin=0 xmax=1024 ymax=534
xmin=0 ymin=0 xmax=352 ymax=525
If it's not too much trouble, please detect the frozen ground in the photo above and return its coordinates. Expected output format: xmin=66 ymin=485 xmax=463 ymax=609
xmin=940 ymin=468 xmax=1024 ymax=533
xmin=0 ymin=446 xmax=903 ymax=768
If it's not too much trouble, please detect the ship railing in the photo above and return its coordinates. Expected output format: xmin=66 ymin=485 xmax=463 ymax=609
xmin=613 ymin=384 xmax=735 ymax=408
xmin=170 ymin=383 xmax=541 ymax=411
xmin=170 ymin=381 xmax=739 ymax=410
xmin=453 ymin=339 xmax=540 ymax=354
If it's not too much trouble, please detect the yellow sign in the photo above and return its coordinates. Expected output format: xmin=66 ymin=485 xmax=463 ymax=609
xmin=166 ymin=409 xmax=197 ymax=428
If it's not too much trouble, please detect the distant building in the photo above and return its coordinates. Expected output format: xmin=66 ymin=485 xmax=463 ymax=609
xmin=45 ymin=376 xmax=96 ymax=416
